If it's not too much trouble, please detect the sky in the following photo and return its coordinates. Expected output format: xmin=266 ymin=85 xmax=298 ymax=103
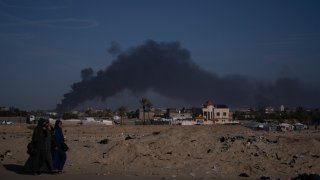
xmin=0 ymin=0 xmax=320 ymax=110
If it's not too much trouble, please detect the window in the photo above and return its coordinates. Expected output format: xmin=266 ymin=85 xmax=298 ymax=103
xmin=223 ymin=112 xmax=227 ymax=116
xmin=216 ymin=112 xmax=220 ymax=116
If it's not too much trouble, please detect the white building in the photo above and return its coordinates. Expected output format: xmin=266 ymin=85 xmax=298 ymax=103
xmin=167 ymin=108 xmax=192 ymax=120
xmin=202 ymin=100 xmax=238 ymax=125
xmin=202 ymin=100 xmax=214 ymax=120
xmin=202 ymin=100 xmax=230 ymax=120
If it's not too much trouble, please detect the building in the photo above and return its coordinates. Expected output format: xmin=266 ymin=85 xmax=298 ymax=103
xmin=202 ymin=100 xmax=230 ymax=120
xmin=138 ymin=108 xmax=155 ymax=120
xmin=214 ymin=104 xmax=230 ymax=120
xmin=154 ymin=108 xmax=167 ymax=118
xmin=166 ymin=108 xmax=192 ymax=120
xmin=202 ymin=100 xmax=214 ymax=120
xmin=265 ymin=106 xmax=275 ymax=114
xmin=0 ymin=107 xmax=10 ymax=112
xmin=202 ymin=100 xmax=238 ymax=125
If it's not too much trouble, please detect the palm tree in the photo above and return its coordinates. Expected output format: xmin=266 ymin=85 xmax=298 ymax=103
xmin=140 ymin=98 xmax=152 ymax=125
xmin=117 ymin=106 xmax=127 ymax=125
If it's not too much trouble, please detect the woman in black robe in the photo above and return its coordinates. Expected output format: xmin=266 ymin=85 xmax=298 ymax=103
xmin=25 ymin=118 xmax=57 ymax=175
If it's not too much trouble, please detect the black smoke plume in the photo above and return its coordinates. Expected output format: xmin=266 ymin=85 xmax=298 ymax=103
xmin=107 ymin=41 xmax=122 ymax=55
xmin=56 ymin=40 xmax=320 ymax=112
xmin=81 ymin=68 xmax=94 ymax=81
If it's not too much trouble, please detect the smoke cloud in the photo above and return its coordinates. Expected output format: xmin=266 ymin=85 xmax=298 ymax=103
xmin=56 ymin=40 xmax=320 ymax=112
xmin=107 ymin=41 xmax=122 ymax=55
xmin=80 ymin=68 xmax=94 ymax=81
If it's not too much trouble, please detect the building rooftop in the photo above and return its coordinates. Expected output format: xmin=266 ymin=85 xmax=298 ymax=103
xmin=216 ymin=104 xmax=228 ymax=108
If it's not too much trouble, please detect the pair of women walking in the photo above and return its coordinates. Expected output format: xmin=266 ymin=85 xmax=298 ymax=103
xmin=25 ymin=119 xmax=67 ymax=175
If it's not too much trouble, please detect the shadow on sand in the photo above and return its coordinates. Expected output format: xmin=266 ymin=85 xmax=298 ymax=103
xmin=2 ymin=164 xmax=30 ymax=175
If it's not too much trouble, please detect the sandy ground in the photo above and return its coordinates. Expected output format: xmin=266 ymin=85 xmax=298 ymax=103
xmin=0 ymin=123 xmax=319 ymax=179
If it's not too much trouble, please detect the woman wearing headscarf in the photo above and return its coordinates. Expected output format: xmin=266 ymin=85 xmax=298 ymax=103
xmin=25 ymin=118 xmax=56 ymax=175
xmin=52 ymin=120 xmax=67 ymax=172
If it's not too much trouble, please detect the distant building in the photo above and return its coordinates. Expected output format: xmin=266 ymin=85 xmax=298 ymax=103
xmin=47 ymin=112 xmax=58 ymax=117
xmin=202 ymin=100 xmax=214 ymax=120
xmin=193 ymin=115 xmax=214 ymax=125
xmin=231 ymin=108 xmax=255 ymax=120
xmin=202 ymin=100 xmax=238 ymax=125
xmin=202 ymin=100 xmax=230 ymax=120
xmin=154 ymin=108 xmax=167 ymax=118
xmin=265 ymin=106 xmax=274 ymax=114
xmin=166 ymin=108 xmax=192 ymax=120
xmin=0 ymin=107 xmax=10 ymax=112
xmin=244 ymin=108 xmax=256 ymax=120
xmin=139 ymin=108 xmax=155 ymax=120
xmin=214 ymin=104 xmax=230 ymax=120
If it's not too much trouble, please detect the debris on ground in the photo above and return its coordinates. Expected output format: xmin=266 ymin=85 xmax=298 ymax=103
xmin=239 ymin=173 xmax=249 ymax=177
xmin=125 ymin=135 xmax=134 ymax=140
xmin=153 ymin=131 xmax=160 ymax=135
xmin=291 ymin=173 xmax=320 ymax=180
xmin=260 ymin=176 xmax=271 ymax=179
xmin=99 ymin=139 xmax=109 ymax=144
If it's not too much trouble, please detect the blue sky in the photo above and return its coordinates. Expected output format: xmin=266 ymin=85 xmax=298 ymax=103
xmin=0 ymin=0 xmax=320 ymax=110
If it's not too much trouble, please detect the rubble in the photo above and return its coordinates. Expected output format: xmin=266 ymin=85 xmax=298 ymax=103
xmin=292 ymin=173 xmax=320 ymax=180
xmin=98 ymin=139 xmax=109 ymax=144
xmin=125 ymin=135 xmax=134 ymax=140
xmin=260 ymin=176 xmax=271 ymax=179
xmin=153 ymin=131 xmax=160 ymax=135
xmin=239 ymin=173 xmax=249 ymax=177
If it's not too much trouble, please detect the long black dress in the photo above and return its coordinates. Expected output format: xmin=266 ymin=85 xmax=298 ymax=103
xmin=25 ymin=119 xmax=54 ymax=174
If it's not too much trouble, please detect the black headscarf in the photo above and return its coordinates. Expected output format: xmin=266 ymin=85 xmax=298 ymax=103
xmin=54 ymin=120 xmax=62 ymax=128
xmin=37 ymin=118 xmax=47 ymax=127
